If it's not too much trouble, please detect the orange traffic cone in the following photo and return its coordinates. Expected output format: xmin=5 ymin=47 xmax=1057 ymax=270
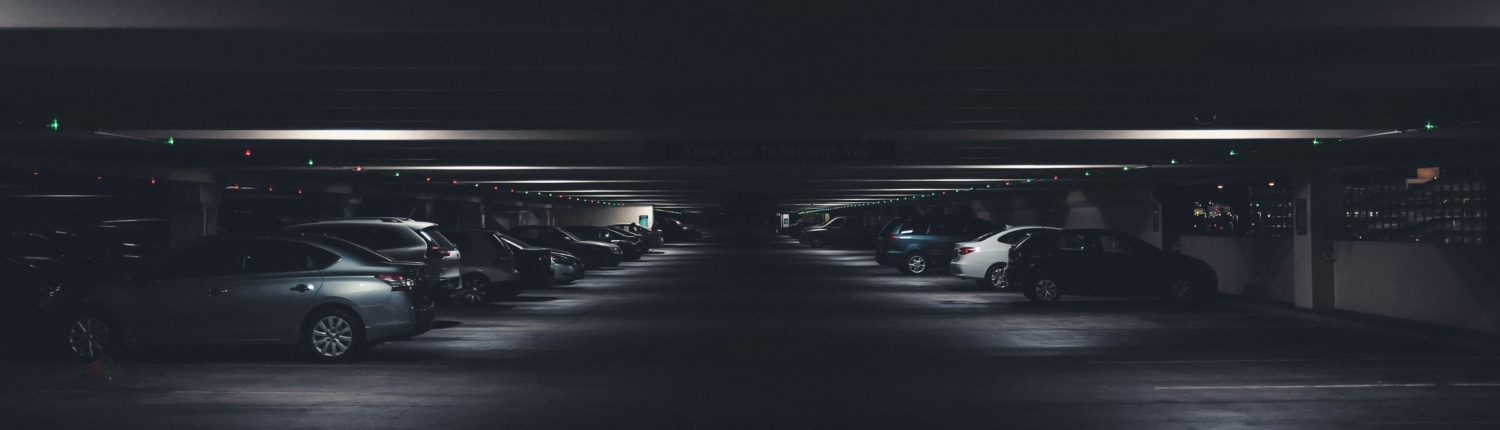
xmin=79 ymin=355 xmax=114 ymax=379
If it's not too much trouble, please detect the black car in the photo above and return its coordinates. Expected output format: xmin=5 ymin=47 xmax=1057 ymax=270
xmin=799 ymin=216 xmax=882 ymax=248
xmin=0 ymin=252 xmax=65 ymax=362
xmin=437 ymin=228 xmax=526 ymax=303
xmin=874 ymin=215 xmax=997 ymax=275
xmin=564 ymin=225 xmax=646 ymax=261
xmin=1005 ymin=228 xmax=1217 ymax=303
xmin=653 ymin=217 xmax=701 ymax=242
xmin=508 ymin=225 xmax=623 ymax=269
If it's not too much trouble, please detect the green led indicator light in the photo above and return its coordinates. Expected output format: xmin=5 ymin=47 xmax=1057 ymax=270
xmin=1228 ymin=150 xmax=1238 ymax=156
xmin=1425 ymin=121 xmax=1435 ymax=130
xmin=47 ymin=118 xmax=58 ymax=130
xmin=307 ymin=158 xmax=315 ymax=166
xmin=166 ymin=137 xmax=175 ymax=146
xmin=1312 ymin=138 xmax=1321 ymax=146
xmin=1085 ymin=171 xmax=1092 ymax=176
xmin=394 ymin=171 xmax=400 ymax=177
xmin=1026 ymin=179 xmax=1033 ymax=183
xmin=1122 ymin=166 xmax=1129 ymax=171
xmin=1170 ymin=158 xmax=1178 ymax=164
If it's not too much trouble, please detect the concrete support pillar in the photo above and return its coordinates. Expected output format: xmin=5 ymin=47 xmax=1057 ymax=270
xmin=341 ymin=195 xmax=362 ymax=218
xmin=168 ymin=182 xmax=221 ymax=248
xmin=1293 ymin=174 xmax=1341 ymax=309
xmin=459 ymin=202 xmax=486 ymax=228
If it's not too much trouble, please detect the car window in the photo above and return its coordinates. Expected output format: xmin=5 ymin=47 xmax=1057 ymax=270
xmin=157 ymin=240 xmax=243 ymax=279
xmin=419 ymin=227 xmax=456 ymax=249
xmin=1055 ymin=233 xmax=1087 ymax=252
xmin=880 ymin=219 xmax=904 ymax=236
xmin=898 ymin=219 xmax=929 ymax=235
xmin=996 ymin=229 xmax=1040 ymax=245
xmin=553 ymin=228 xmax=580 ymax=241
xmin=495 ymin=234 xmax=530 ymax=250
xmin=827 ymin=219 xmax=845 ymax=228
xmin=1099 ymin=233 xmax=1152 ymax=254
xmin=296 ymin=225 xmax=420 ymax=250
xmin=242 ymin=240 xmax=339 ymax=274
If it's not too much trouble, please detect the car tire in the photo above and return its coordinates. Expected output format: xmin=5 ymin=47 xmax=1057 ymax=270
xmin=61 ymin=312 xmax=117 ymax=363
xmin=807 ymin=235 xmax=824 ymax=248
xmin=975 ymin=264 xmax=1007 ymax=290
xmin=300 ymin=308 xmax=367 ymax=363
xmin=451 ymin=274 xmax=491 ymax=305
xmin=1024 ymin=278 xmax=1062 ymax=302
xmin=898 ymin=253 xmax=929 ymax=275
xmin=1165 ymin=276 xmax=1211 ymax=303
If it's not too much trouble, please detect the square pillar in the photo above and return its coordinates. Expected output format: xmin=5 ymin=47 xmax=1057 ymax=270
xmin=168 ymin=183 xmax=221 ymax=248
xmin=1293 ymin=174 xmax=1341 ymax=309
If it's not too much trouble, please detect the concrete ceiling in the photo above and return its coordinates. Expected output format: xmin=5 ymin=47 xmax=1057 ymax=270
xmin=2 ymin=1 xmax=1498 ymax=212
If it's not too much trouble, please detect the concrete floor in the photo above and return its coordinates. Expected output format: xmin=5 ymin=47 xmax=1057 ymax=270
xmin=4 ymin=233 xmax=1500 ymax=429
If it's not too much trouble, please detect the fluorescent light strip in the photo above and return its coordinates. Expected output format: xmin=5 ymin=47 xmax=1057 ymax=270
xmin=101 ymin=129 xmax=1385 ymax=141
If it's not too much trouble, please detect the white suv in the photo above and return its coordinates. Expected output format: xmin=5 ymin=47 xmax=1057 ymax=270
xmin=949 ymin=226 xmax=1059 ymax=289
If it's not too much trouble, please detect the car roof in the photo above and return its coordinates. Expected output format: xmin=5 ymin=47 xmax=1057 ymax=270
xmin=291 ymin=217 xmax=437 ymax=229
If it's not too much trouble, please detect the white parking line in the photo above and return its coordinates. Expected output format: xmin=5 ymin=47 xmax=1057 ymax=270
xmin=1154 ymin=382 xmax=1500 ymax=391
xmin=1093 ymin=356 xmax=1500 ymax=365
xmin=172 ymin=390 xmax=376 ymax=395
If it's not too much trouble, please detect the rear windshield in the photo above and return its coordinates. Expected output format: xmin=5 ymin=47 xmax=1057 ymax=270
xmin=419 ymin=227 xmax=457 ymax=249
xmin=997 ymin=229 xmax=1043 ymax=245
xmin=306 ymin=236 xmax=393 ymax=263
xmin=291 ymin=224 xmax=422 ymax=250
xmin=494 ymin=234 xmax=531 ymax=250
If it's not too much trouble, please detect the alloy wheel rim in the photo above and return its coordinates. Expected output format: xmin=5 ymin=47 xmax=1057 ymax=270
xmin=908 ymin=256 xmax=926 ymax=273
xmin=456 ymin=278 xmax=486 ymax=304
xmin=67 ymin=317 xmax=109 ymax=358
xmin=989 ymin=268 xmax=1006 ymax=288
xmin=1171 ymin=279 xmax=1195 ymax=300
xmin=1036 ymin=280 xmax=1059 ymax=301
xmin=311 ymin=316 xmax=353 ymax=357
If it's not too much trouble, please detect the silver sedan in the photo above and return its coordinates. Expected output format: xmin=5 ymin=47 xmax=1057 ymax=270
xmin=60 ymin=234 xmax=436 ymax=363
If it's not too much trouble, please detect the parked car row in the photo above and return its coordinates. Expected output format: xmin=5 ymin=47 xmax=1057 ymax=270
xmin=1 ymin=218 xmax=669 ymax=364
xmin=789 ymin=214 xmax=1218 ymax=304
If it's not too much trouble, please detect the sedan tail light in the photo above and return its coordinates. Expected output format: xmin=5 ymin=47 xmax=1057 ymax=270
xmin=376 ymin=274 xmax=416 ymax=291
xmin=887 ymin=235 xmax=898 ymax=240
xmin=957 ymin=246 xmax=979 ymax=255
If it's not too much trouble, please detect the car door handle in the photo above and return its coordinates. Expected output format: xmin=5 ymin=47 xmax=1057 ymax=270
xmin=206 ymin=288 xmax=229 ymax=296
xmin=290 ymin=284 xmax=313 ymax=293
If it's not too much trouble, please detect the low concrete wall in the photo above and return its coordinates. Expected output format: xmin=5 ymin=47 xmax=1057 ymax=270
xmin=1181 ymin=236 xmax=1295 ymax=302
xmin=551 ymin=205 xmax=653 ymax=228
xmin=1332 ymin=240 xmax=1500 ymax=333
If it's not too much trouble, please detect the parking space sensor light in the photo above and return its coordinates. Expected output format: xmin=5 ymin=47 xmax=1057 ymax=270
xmin=1426 ymin=121 xmax=1436 ymax=130
xmin=48 ymin=118 xmax=58 ymax=130
xmin=1312 ymin=139 xmax=1322 ymax=146
xmin=166 ymin=137 xmax=175 ymax=146
xmin=245 ymin=149 xmax=252 ymax=157
xmin=1228 ymin=150 xmax=1238 ymax=156
xmin=307 ymin=158 xmax=315 ymax=166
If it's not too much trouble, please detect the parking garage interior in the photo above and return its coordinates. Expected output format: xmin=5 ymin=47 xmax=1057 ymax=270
xmin=5 ymin=1 xmax=1500 ymax=428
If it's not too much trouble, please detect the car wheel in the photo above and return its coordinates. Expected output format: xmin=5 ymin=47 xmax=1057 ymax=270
xmin=1165 ymin=277 xmax=1206 ymax=303
xmin=975 ymin=264 xmax=1007 ymax=290
xmin=62 ymin=313 xmax=115 ymax=362
xmin=808 ymin=235 xmax=824 ymax=248
xmin=301 ymin=308 xmax=367 ymax=363
xmin=1025 ymin=279 xmax=1062 ymax=302
xmin=452 ymin=274 xmax=491 ymax=305
xmin=899 ymin=253 xmax=929 ymax=275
